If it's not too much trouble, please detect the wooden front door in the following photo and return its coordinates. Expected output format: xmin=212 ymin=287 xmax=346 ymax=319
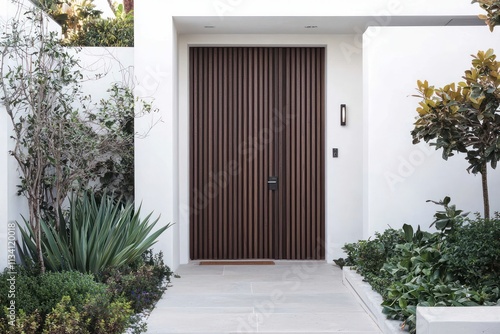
xmin=189 ymin=47 xmax=325 ymax=260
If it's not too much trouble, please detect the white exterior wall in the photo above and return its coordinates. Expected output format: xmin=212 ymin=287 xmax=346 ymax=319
xmin=363 ymin=26 xmax=500 ymax=237
xmin=134 ymin=0 xmax=491 ymax=270
xmin=134 ymin=7 xmax=181 ymax=269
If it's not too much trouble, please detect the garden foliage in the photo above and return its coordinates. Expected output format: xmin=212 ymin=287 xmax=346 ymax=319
xmin=0 ymin=269 xmax=132 ymax=333
xmin=65 ymin=5 xmax=134 ymax=47
xmin=412 ymin=49 xmax=500 ymax=219
xmin=0 ymin=250 xmax=173 ymax=333
xmin=17 ymin=192 xmax=171 ymax=275
xmin=337 ymin=199 xmax=500 ymax=333
xmin=32 ymin=0 xmax=134 ymax=46
xmin=474 ymin=0 xmax=500 ymax=31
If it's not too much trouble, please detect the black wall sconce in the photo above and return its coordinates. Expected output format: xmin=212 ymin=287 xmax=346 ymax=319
xmin=340 ymin=104 xmax=347 ymax=126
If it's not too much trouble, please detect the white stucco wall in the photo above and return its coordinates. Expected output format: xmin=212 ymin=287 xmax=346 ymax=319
xmin=134 ymin=8 xmax=180 ymax=269
xmin=363 ymin=26 xmax=500 ymax=237
xmin=134 ymin=0 xmax=490 ymax=269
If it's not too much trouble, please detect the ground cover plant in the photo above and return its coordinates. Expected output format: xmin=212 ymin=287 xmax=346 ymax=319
xmin=0 ymin=249 xmax=173 ymax=333
xmin=336 ymin=197 xmax=500 ymax=333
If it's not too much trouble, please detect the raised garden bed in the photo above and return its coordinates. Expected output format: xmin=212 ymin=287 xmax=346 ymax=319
xmin=342 ymin=267 xmax=403 ymax=334
xmin=343 ymin=267 xmax=500 ymax=334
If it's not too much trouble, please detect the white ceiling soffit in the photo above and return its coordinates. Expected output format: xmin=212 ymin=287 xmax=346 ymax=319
xmin=173 ymin=16 xmax=485 ymax=35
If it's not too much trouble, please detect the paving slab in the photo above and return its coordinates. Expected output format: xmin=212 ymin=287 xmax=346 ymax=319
xmin=146 ymin=261 xmax=382 ymax=333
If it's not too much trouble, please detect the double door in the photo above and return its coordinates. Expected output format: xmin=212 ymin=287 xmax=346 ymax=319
xmin=189 ymin=47 xmax=325 ymax=260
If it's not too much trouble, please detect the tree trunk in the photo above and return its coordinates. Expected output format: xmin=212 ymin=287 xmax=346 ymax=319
xmin=123 ymin=0 xmax=134 ymax=14
xmin=106 ymin=0 xmax=116 ymax=15
xmin=481 ymin=162 xmax=490 ymax=220
xmin=29 ymin=195 xmax=45 ymax=273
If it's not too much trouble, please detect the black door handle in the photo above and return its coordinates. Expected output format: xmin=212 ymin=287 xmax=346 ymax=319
xmin=268 ymin=176 xmax=278 ymax=191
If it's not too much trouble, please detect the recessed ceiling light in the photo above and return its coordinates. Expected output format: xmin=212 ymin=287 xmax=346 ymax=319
xmin=204 ymin=25 xmax=215 ymax=29
xmin=305 ymin=25 xmax=318 ymax=29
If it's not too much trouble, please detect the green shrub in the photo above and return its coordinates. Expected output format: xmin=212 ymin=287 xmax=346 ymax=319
xmin=339 ymin=210 xmax=500 ymax=333
xmin=0 ymin=269 xmax=133 ymax=334
xmin=339 ymin=227 xmax=405 ymax=295
xmin=380 ymin=229 xmax=500 ymax=333
xmin=0 ymin=266 xmax=39 ymax=318
xmin=142 ymin=249 xmax=174 ymax=284
xmin=18 ymin=192 xmax=171 ymax=275
xmin=37 ymin=271 xmax=107 ymax=316
xmin=0 ymin=309 xmax=41 ymax=334
xmin=380 ymin=231 xmax=450 ymax=332
xmin=342 ymin=228 xmax=404 ymax=273
xmin=42 ymin=296 xmax=88 ymax=334
xmin=98 ymin=250 xmax=173 ymax=313
xmin=82 ymin=294 xmax=132 ymax=334
xmin=445 ymin=216 xmax=500 ymax=288
xmin=65 ymin=16 xmax=134 ymax=47
xmin=0 ymin=269 xmax=106 ymax=318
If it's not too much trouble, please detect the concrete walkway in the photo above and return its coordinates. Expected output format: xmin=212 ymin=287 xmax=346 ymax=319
xmin=146 ymin=261 xmax=381 ymax=334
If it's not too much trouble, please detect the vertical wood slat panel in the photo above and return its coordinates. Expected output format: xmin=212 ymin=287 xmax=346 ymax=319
xmin=190 ymin=47 xmax=273 ymax=259
xmin=266 ymin=49 xmax=275 ymax=259
xmin=281 ymin=47 xmax=325 ymax=259
xmin=190 ymin=47 xmax=325 ymax=260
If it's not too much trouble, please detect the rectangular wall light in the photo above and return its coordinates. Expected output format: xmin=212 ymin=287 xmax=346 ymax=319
xmin=340 ymin=104 xmax=347 ymax=126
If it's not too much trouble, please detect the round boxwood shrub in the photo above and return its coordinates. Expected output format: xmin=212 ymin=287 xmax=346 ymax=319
xmin=0 ymin=268 xmax=132 ymax=333
xmin=0 ymin=268 xmax=106 ymax=317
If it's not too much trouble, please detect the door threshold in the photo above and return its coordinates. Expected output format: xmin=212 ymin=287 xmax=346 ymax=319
xmin=199 ymin=260 xmax=275 ymax=265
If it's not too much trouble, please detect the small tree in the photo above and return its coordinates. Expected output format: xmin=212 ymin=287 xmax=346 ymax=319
xmin=473 ymin=0 xmax=500 ymax=31
xmin=1 ymin=2 xmax=144 ymax=271
xmin=412 ymin=49 xmax=500 ymax=219
xmin=1 ymin=7 xmax=84 ymax=270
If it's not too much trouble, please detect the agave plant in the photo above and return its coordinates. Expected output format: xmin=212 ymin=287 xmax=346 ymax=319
xmin=17 ymin=192 xmax=170 ymax=274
